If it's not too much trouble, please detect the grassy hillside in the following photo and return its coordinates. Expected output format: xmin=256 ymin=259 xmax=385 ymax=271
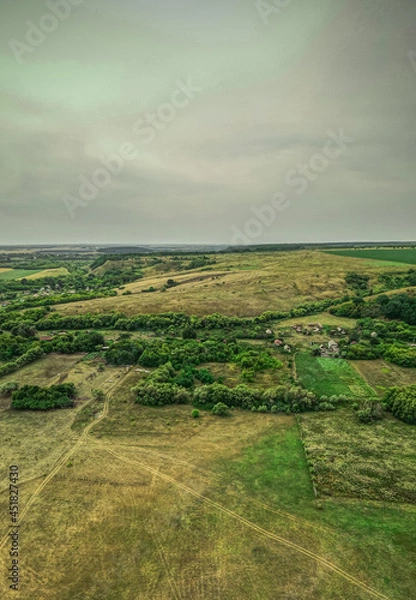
xmin=55 ymin=250 xmax=407 ymax=317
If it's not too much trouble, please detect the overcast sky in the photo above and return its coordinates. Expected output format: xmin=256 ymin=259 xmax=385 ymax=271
xmin=0 ymin=0 xmax=415 ymax=245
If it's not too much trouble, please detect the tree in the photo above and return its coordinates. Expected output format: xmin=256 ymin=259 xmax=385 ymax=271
xmin=182 ymin=326 xmax=197 ymax=339
xmin=355 ymin=399 xmax=383 ymax=424
xmin=384 ymin=385 xmax=416 ymax=424
xmin=212 ymin=402 xmax=230 ymax=416
xmin=92 ymin=389 xmax=105 ymax=401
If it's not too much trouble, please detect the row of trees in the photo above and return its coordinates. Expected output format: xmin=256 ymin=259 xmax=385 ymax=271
xmin=2 ymin=296 xmax=346 ymax=337
xmin=134 ymin=366 xmax=346 ymax=414
xmin=0 ymin=347 xmax=44 ymax=379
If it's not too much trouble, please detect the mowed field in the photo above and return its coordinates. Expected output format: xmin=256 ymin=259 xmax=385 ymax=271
xmin=324 ymin=249 xmax=416 ymax=266
xmin=295 ymin=354 xmax=377 ymax=398
xmin=55 ymin=250 xmax=407 ymax=317
xmin=1 ymin=367 xmax=415 ymax=600
xmin=20 ymin=267 xmax=69 ymax=280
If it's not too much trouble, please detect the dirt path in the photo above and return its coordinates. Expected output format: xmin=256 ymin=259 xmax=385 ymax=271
xmin=0 ymin=370 xmax=127 ymax=551
xmin=94 ymin=441 xmax=391 ymax=600
xmin=1 ymin=371 xmax=392 ymax=600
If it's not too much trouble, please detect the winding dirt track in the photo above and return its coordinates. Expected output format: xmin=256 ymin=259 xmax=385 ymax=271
xmin=0 ymin=372 xmax=124 ymax=551
xmin=96 ymin=442 xmax=391 ymax=600
xmin=1 ymin=373 xmax=392 ymax=600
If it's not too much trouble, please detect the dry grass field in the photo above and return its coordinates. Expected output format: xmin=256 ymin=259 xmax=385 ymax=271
xmin=352 ymin=360 xmax=416 ymax=396
xmin=1 ymin=366 xmax=415 ymax=600
xmin=55 ymin=250 xmax=407 ymax=317
xmin=0 ymin=355 xmax=120 ymax=491
xmin=20 ymin=267 xmax=69 ymax=280
xmin=1 ymin=250 xmax=416 ymax=599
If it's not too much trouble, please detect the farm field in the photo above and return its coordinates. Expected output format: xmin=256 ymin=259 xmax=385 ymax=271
xmin=54 ymin=250 xmax=407 ymax=317
xmin=299 ymin=408 xmax=416 ymax=504
xmin=325 ymin=249 xmax=416 ymax=266
xmin=276 ymin=312 xmax=357 ymax=330
xmin=0 ymin=269 xmax=42 ymax=280
xmin=20 ymin=267 xmax=69 ymax=280
xmin=1 ymin=369 xmax=415 ymax=599
xmin=295 ymin=354 xmax=377 ymax=398
xmin=352 ymin=360 xmax=416 ymax=396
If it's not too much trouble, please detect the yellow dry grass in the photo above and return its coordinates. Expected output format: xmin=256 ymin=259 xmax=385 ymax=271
xmin=0 ymin=370 xmax=412 ymax=599
xmin=352 ymin=360 xmax=416 ymax=395
xmin=19 ymin=267 xmax=69 ymax=280
xmin=55 ymin=250 xmax=406 ymax=317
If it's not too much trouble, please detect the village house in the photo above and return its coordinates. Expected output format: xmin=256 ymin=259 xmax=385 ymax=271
xmin=328 ymin=340 xmax=340 ymax=354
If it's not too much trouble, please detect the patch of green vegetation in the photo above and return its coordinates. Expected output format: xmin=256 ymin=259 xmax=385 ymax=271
xmin=299 ymin=408 xmax=416 ymax=503
xmin=296 ymin=353 xmax=376 ymax=398
xmin=326 ymin=248 xmax=416 ymax=265
xmin=218 ymin=424 xmax=314 ymax=509
xmin=0 ymin=269 xmax=42 ymax=280
xmin=71 ymin=396 xmax=104 ymax=431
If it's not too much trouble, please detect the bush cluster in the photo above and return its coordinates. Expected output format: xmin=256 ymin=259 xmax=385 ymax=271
xmin=383 ymin=385 xmax=416 ymax=424
xmin=11 ymin=383 xmax=77 ymax=410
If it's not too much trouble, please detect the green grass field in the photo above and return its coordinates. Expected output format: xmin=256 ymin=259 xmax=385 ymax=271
xmin=325 ymin=248 xmax=416 ymax=265
xmin=0 ymin=269 xmax=42 ymax=280
xmin=296 ymin=353 xmax=377 ymax=398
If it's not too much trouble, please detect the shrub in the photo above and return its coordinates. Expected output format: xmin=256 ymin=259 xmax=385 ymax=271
xmin=191 ymin=409 xmax=200 ymax=418
xmin=0 ymin=382 xmax=19 ymax=397
xmin=383 ymin=385 xmax=416 ymax=424
xmin=355 ymin=399 xmax=383 ymax=424
xmin=182 ymin=326 xmax=197 ymax=339
xmin=11 ymin=383 xmax=76 ymax=410
xmin=212 ymin=402 xmax=230 ymax=416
